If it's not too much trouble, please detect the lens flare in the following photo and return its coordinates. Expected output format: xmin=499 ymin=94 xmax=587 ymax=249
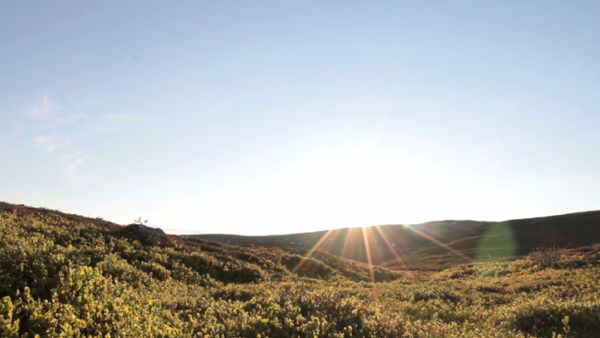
xmin=406 ymin=226 xmax=471 ymax=262
xmin=292 ymin=229 xmax=334 ymax=273
xmin=373 ymin=225 xmax=406 ymax=269
xmin=361 ymin=227 xmax=376 ymax=282
xmin=292 ymin=220 xmax=472 ymax=281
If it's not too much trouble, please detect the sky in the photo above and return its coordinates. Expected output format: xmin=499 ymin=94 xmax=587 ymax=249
xmin=1 ymin=1 xmax=599 ymax=235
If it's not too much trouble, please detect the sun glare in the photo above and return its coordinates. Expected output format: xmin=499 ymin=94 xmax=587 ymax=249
xmin=279 ymin=144 xmax=427 ymax=229
xmin=292 ymin=220 xmax=475 ymax=281
xmin=161 ymin=141 xmax=446 ymax=235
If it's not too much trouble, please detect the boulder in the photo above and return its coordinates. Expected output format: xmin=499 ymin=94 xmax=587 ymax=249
xmin=118 ymin=223 xmax=166 ymax=245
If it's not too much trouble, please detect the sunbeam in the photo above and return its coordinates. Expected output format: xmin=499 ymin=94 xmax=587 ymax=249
xmin=406 ymin=226 xmax=471 ymax=262
xmin=361 ymin=227 xmax=376 ymax=282
xmin=292 ymin=229 xmax=334 ymax=273
xmin=373 ymin=225 xmax=406 ymax=269
xmin=340 ymin=227 xmax=355 ymax=258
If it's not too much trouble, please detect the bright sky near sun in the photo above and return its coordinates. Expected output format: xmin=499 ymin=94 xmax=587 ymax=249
xmin=1 ymin=1 xmax=599 ymax=235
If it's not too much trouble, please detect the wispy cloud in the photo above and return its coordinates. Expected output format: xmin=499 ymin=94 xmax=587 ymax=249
xmin=21 ymin=94 xmax=85 ymax=177
xmin=23 ymin=94 xmax=60 ymax=117
xmin=20 ymin=93 xmax=145 ymax=177
xmin=34 ymin=112 xmax=86 ymax=132
xmin=60 ymin=153 xmax=86 ymax=178
xmin=33 ymin=134 xmax=72 ymax=153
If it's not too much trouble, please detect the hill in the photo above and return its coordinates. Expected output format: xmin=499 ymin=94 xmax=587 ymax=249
xmin=1 ymin=202 xmax=599 ymax=337
xmin=195 ymin=211 xmax=600 ymax=270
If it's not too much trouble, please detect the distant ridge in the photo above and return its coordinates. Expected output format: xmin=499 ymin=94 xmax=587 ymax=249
xmin=194 ymin=210 xmax=600 ymax=270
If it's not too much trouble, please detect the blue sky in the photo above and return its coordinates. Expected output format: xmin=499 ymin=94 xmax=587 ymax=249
xmin=1 ymin=1 xmax=599 ymax=235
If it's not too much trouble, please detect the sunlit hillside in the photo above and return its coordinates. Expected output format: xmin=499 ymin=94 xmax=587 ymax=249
xmin=1 ymin=202 xmax=600 ymax=337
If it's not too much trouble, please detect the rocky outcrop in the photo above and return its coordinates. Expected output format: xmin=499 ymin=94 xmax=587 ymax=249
xmin=118 ymin=223 xmax=166 ymax=245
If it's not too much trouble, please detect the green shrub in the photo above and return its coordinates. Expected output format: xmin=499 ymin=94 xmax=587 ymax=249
xmin=0 ymin=296 xmax=19 ymax=338
xmin=514 ymin=301 xmax=600 ymax=337
xmin=282 ymin=254 xmax=334 ymax=279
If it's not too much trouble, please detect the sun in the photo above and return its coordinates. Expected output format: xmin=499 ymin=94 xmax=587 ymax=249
xmin=281 ymin=143 xmax=425 ymax=228
xmin=175 ymin=139 xmax=437 ymax=235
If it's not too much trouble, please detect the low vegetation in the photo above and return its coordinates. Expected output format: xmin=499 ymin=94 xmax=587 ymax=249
xmin=1 ymin=202 xmax=599 ymax=337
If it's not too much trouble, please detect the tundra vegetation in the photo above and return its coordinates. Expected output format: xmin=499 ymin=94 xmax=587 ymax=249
xmin=0 ymin=202 xmax=599 ymax=337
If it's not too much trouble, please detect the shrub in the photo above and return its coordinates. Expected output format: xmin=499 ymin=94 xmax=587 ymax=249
xmin=0 ymin=297 xmax=19 ymax=338
xmin=529 ymin=245 xmax=563 ymax=270
xmin=514 ymin=301 xmax=600 ymax=337
xmin=282 ymin=255 xmax=334 ymax=279
xmin=1 ymin=203 xmax=600 ymax=337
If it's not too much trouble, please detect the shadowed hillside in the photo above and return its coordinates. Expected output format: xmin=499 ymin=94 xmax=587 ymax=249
xmin=196 ymin=211 xmax=600 ymax=270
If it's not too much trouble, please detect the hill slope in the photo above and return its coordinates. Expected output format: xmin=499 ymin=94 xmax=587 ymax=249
xmin=1 ymin=202 xmax=600 ymax=336
xmin=0 ymin=202 xmax=398 ymax=285
xmin=196 ymin=211 xmax=600 ymax=270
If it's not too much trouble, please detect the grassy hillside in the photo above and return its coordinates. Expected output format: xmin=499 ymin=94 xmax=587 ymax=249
xmin=196 ymin=211 xmax=600 ymax=271
xmin=1 ymin=202 xmax=600 ymax=337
